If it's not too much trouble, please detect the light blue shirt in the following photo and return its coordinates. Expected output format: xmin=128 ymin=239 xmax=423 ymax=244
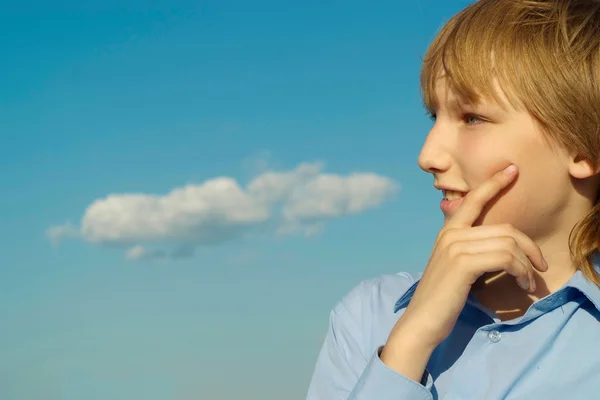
xmin=307 ymin=262 xmax=600 ymax=399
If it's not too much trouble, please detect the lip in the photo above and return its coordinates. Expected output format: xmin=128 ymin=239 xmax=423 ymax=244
xmin=434 ymin=184 xmax=469 ymax=192
xmin=440 ymin=196 xmax=465 ymax=214
xmin=435 ymin=184 xmax=469 ymax=215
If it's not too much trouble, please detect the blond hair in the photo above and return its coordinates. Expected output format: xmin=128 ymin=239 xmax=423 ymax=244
xmin=420 ymin=0 xmax=600 ymax=284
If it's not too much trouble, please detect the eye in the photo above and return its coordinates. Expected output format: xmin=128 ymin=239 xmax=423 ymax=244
xmin=464 ymin=113 xmax=485 ymax=125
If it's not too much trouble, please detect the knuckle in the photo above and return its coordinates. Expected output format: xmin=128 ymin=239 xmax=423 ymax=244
xmin=437 ymin=228 xmax=448 ymax=240
xmin=499 ymin=251 xmax=516 ymax=265
xmin=500 ymin=223 xmax=516 ymax=234
xmin=447 ymin=242 xmax=463 ymax=259
xmin=438 ymin=228 xmax=456 ymax=244
xmin=501 ymin=236 xmax=518 ymax=250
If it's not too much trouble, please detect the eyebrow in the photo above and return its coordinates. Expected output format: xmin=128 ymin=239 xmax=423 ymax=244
xmin=426 ymin=97 xmax=475 ymax=114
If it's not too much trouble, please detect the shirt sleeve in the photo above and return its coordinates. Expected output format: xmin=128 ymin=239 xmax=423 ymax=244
xmin=306 ymin=296 xmax=433 ymax=400
xmin=350 ymin=347 xmax=433 ymax=399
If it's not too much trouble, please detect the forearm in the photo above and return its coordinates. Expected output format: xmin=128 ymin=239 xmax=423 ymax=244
xmin=379 ymin=321 xmax=437 ymax=383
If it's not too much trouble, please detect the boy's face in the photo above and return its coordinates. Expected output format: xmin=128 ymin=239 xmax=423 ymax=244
xmin=418 ymin=77 xmax=572 ymax=239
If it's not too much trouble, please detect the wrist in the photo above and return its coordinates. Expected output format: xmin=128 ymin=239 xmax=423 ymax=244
xmin=382 ymin=331 xmax=437 ymax=362
xmin=379 ymin=319 xmax=439 ymax=382
xmin=392 ymin=312 xmax=444 ymax=351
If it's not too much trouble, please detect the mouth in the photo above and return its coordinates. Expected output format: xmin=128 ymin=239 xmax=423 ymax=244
xmin=442 ymin=189 xmax=468 ymax=201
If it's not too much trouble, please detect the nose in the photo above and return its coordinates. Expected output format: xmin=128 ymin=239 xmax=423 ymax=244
xmin=417 ymin=125 xmax=452 ymax=174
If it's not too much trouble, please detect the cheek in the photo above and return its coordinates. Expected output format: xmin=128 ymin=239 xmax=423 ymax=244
xmin=459 ymin=134 xmax=530 ymax=226
xmin=458 ymin=135 xmax=512 ymax=184
xmin=476 ymin=179 xmax=529 ymax=226
xmin=474 ymin=147 xmax=563 ymax=233
xmin=457 ymin=118 xmax=563 ymax=233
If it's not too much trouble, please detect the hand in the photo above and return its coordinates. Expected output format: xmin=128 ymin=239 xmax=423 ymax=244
xmin=380 ymin=165 xmax=548 ymax=378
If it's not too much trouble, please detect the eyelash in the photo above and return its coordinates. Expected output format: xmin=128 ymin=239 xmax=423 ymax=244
xmin=464 ymin=113 xmax=484 ymax=125
xmin=426 ymin=112 xmax=485 ymax=125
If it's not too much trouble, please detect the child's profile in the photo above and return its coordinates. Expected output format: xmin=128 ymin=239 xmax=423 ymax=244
xmin=307 ymin=0 xmax=600 ymax=398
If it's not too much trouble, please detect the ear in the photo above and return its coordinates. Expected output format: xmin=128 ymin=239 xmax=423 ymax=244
xmin=568 ymin=154 xmax=600 ymax=179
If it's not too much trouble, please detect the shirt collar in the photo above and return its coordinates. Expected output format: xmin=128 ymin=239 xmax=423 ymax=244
xmin=564 ymin=252 xmax=600 ymax=311
xmin=394 ymin=279 xmax=419 ymax=313
xmin=393 ymin=253 xmax=600 ymax=314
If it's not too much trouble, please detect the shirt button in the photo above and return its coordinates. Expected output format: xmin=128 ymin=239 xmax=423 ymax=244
xmin=488 ymin=330 xmax=502 ymax=343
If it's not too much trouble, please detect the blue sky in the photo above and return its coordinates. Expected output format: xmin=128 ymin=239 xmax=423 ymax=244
xmin=0 ymin=1 xmax=472 ymax=399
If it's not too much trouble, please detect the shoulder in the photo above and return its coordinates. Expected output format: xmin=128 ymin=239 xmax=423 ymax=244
xmin=330 ymin=272 xmax=420 ymax=357
xmin=334 ymin=272 xmax=419 ymax=317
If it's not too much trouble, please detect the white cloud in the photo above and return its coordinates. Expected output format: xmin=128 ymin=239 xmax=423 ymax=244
xmin=46 ymin=161 xmax=398 ymax=260
xmin=247 ymin=162 xmax=324 ymax=203
xmin=125 ymin=245 xmax=166 ymax=261
xmin=81 ymin=177 xmax=270 ymax=244
xmin=282 ymin=172 xmax=397 ymax=221
xmin=45 ymin=222 xmax=80 ymax=246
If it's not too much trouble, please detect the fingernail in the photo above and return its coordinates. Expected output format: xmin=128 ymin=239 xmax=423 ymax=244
xmin=505 ymin=165 xmax=518 ymax=175
xmin=543 ymin=258 xmax=549 ymax=269
xmin=530 ymin=278 xmax=536 ymax=293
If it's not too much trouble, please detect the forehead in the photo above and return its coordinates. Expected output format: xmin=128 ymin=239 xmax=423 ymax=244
xmin=427 ymin=72 xmax=517 ymax=112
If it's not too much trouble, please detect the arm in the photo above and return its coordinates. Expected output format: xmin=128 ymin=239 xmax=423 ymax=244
xmin=379 ymin=317 xmax=437 ymax=383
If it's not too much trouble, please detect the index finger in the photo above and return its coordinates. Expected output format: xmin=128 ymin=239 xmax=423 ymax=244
xmin=447 ymin=164 xmax=518 ymax=228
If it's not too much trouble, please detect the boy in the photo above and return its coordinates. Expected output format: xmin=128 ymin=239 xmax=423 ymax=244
xmin=307 ymin=1 xmax=600 ymax=398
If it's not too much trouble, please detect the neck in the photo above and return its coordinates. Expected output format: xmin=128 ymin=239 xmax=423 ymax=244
xmin=472 ymin=226 xmax=578 ymax=321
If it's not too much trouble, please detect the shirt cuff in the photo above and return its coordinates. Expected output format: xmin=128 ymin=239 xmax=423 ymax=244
xmin=349 ymin=347 xmax=433 ymax=400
